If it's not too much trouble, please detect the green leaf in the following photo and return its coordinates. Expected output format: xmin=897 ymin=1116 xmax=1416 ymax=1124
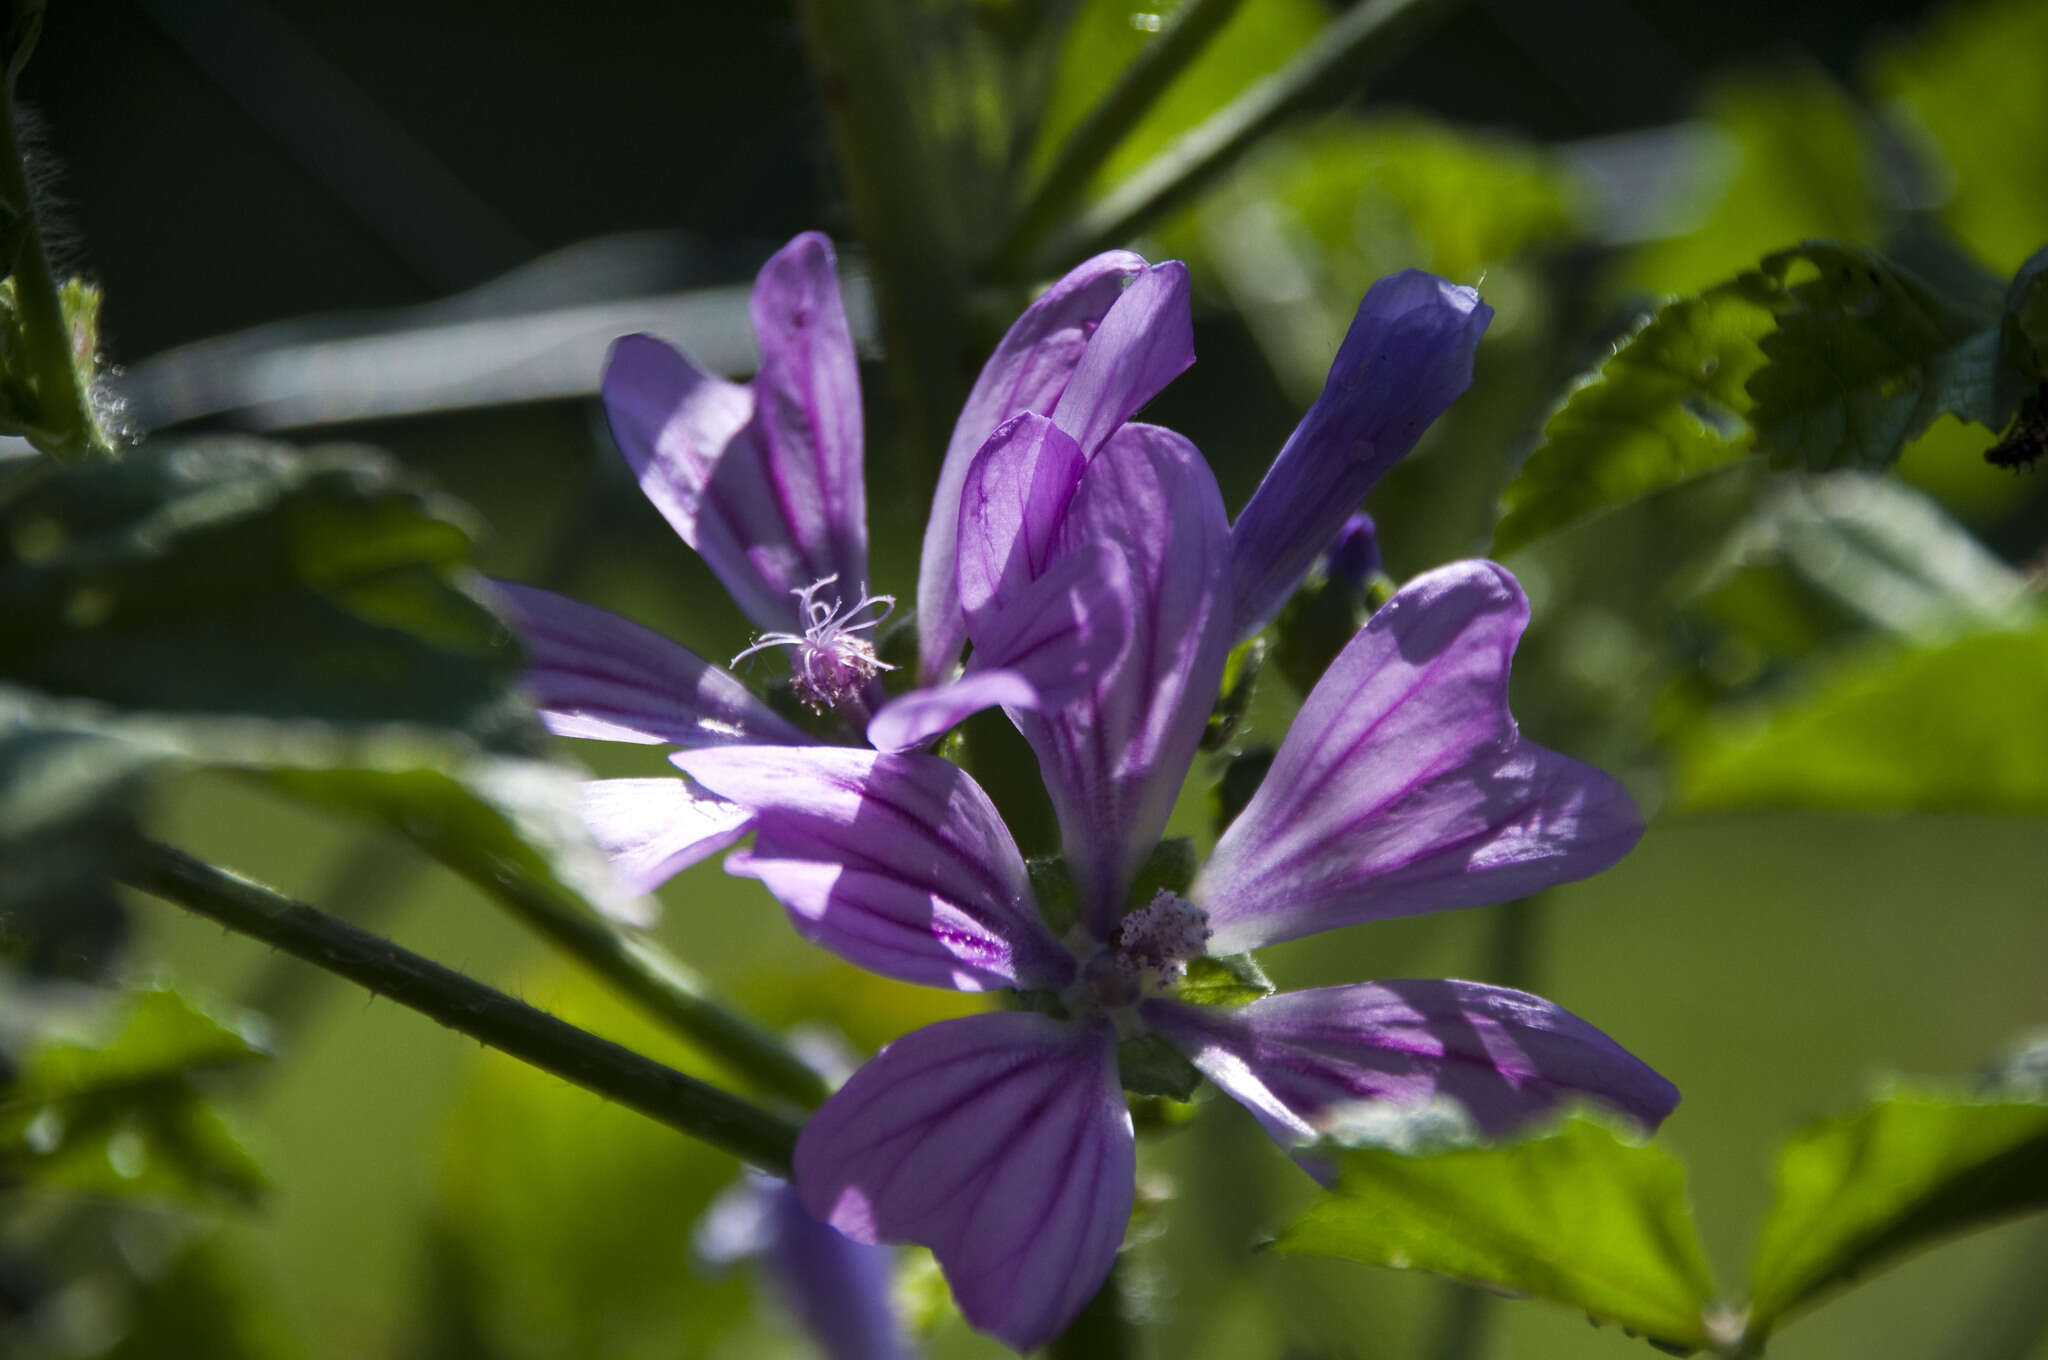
xmin=1676 ymin=617 xmax=2048 ymax=816
xmin=1273 ymin=1116 xmax=1718 ymax=1352
xmin=1175 ymin=952 xmax=1273 ymax=1007
xmin=0 ymin=438 xmax=534 ymax=752
xmin=1126 ymin=836 xmax=1197 ymax=905
xmin=1116 ymin=1033 xmax=1203 ymax=1101
xmin=1494 ymin=273 xmax=1780 ymax=556
xmin=0 ymin=987 xmax=269 ymax=1207
xmin=1747 ymin=1078 xmax=2048 ymax=1333
xmin=1747 ymin=242 xmax=2004 ymax=470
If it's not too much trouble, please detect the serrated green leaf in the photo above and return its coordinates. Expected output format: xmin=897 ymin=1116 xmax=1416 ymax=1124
xmin=1273 ymin=1116 xmax=1718 ymax=1352
xmin=0 ymin=438 xmax=533 ymax=752
xmin=1116 ymin=1033 xmax=1203 ymax=1101
xmin=1747 ymin=1081 xmax=2048 ymax=1333
xmin=1676 ymin=618 xmax=2048 ymax=816
xmin=0 ymin=986 xmax=269 ymax=1207
xmin=1994 ymin=243 xmax=2048 ymax=418
xmin=1175 ymin=952 xmax=1273 ymax=1007
xmin=1747 ymin=242 xmax=2004 ymax=470
xmin=1494 ymin=274 xmax=1780 ymax=555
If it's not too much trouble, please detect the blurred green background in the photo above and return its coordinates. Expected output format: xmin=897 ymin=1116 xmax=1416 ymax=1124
xmin=10 ymin=0 xmax=2046 ymax=1356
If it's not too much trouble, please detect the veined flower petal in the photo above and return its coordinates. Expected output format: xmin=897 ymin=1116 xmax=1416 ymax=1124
xmin=1230 ymin=270 xmax=1492 ymax=638
xmin=1198 ymin=561 xmax=1642 ymax=955
xmin=794 ymin=1011 xmax=1132 ymax=1352
xmin=1051 ymin=260 xmax=1195 ymax=459
xmin=917 ymin=252 xmax=1178 ymax=685
xmin=955 ymin=413 xmax=1088 ymax=639
xmin=602 ymin=236 xmax=867 ymax=634
xmin=674 ymin=747 xmax=1074 ymax=992
xmin=1142 ymin=980 xmax=1679 ymax=1161
xmin=492 ymin=582 xmax=805 ymax=748
xmin=575 ymin=778 xmax=754 ymax=897
xmin=1017 ymin=422 xmax=1234 ymax=937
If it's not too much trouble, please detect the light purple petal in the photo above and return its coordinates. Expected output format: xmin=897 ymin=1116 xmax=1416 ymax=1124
xmin=1016 ymin=423 xmax=1234 ymax=937
xmin=1198 ymin=561 xmax=1642 ymax=955
xmin=764 ymin=1179 xmax=911 ymax=1360
xmin=491 ymin=582 xmax=806 ymax=747
xmin=955 ymin=413 xmax=1088 ymax=639
xmin=673 ymin=746 xmax=1074 ymax=992
xmin=1230 ymin=271 xmax=1492 ymax=638
xmin=749 ymin=232 xmax=869 ymax=598
xmin=1142 ymin=980 xmax=1678 ymax=1160
xmin=1052 ymin=260 xmax=1195 ymax=459
xmin=575 ymin=778 xmax=753 ymax=896
xmin=794 ymin=1011 xmax=1132 ymax=1352
xmin=601 ymin=236 xmax=866 ymax=634
xmin=916 ymin=252 xmax=1156 ymax=684
xmin=866 ymin=670 xmax=1041 ymax=753
xmin=867 ymin=544 xmax=1133 ymax=752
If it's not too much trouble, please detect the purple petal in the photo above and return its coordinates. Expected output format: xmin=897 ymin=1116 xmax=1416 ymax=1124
xmin=916 ymin=252 xmax=1158 ymax=684
xmin=601 ymin=236 xmax=866 ymax=634
xmin=673 ymin=746 xmax=1074 ymax=992
xmin=749 ymin=232 xmax=869 ymax=598
xmin=795 ymin=1012 xmax=1133 ymax=1352
xmin=1198 ymin=561 xmax=1642 ymax=955
xmin=1050 ymin=260 xmax=1196 ymax=458
xmin=1230 ymin=271 xmax=1492 ymax=637
xmin=575 ymin=778 xmax=753 ymax=896
xmin=955 ymin=413 xmax=1088 ymax=639
xmin=1327 ymin=511 xmax=1382 ymax=591
xmin=867 ymin=544 xmax=1133 ymax=751
xmin=1142 ymin=980 xmax=1678 ymax=1160
xmin=491 ymin=582 xmax=805 ymax=747
xmin=1016 ymin=423 xmax=1234 ymax=937
xmin=764 ymin=1179 xmax=911 ymax=1360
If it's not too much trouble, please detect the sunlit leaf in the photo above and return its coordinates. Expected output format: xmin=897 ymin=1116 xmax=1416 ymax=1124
xmin=1493 ymin=272 xmax=1780 ymax=555
xmin=1273 ymin=1115 xmax=1718 ymax=1352
xmin=1677 ymin=617 xmax=2048 ymax=815
xmin=1747 ymin=1069 xmax=2048 ymax=1333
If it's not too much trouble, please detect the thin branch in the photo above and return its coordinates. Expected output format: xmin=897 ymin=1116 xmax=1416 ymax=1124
xmin=992 ymin=0 xmax=1246 ymax=279
xmin=123 ymin=840 xmax=800 ymax=1176
xmin=1027 ymin=0 xmax=1460 ymax=274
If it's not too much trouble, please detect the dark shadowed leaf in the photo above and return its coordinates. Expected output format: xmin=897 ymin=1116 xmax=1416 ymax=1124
xmin=1273 ymin=1115 xmax=1718 ymax=1352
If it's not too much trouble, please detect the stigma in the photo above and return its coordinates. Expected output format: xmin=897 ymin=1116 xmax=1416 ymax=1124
xmin=733 ymin=575 xmax=896 ymax=714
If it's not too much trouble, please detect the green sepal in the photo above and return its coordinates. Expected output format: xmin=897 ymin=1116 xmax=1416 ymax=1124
xmin=1125 ymin=836 xmax=1197 ymax=909
xmin=1026 ymin=853 xmax=1078 ymax=937
xmin=1116 ymin=1033 xmax=1203 ymax=1102
xmin=1202 ymin=634 xmax=1267 ymax=750
xmin=1006 ymin=988 xmax=1071 ymax=1021
xmin=1176 ymin=952 xmax=1274 ymax=1007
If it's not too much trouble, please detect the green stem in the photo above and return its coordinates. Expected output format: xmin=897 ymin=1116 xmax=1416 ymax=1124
xmin=0 ymin=14 xmax=112 ymax=461
xmin=991 ymin=0 xmax=1246 ymax=280
xmin=488 ymin=880 xmax=831 ymax=1109
xmin=1027 ymin=0 xmax=1461 ymax=274
xmin=123 ymin=840 xmax=801 ymax=1176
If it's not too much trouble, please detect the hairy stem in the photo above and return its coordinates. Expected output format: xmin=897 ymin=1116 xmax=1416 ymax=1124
xmin=0 ymin=15 xmax=112 ymax=460
xmin=123 ymin=840 xmax=800 ymax=1175
xmin=1030 ymin=0 xmax=1460 ymax=274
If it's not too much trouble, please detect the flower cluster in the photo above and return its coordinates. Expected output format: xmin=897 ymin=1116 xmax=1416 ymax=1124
xmin=502 ymin=234 xmax=1678 ymax=1351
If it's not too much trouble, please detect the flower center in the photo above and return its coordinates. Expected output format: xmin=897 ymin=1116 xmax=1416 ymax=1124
xmin=732 ymin=575 xmax=895 ymax=714
xmin=1071 ymin=889 xmax=1212 ymax=1011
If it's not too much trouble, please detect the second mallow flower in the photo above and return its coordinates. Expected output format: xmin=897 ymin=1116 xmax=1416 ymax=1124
xmin=676 ymin=560 xmax=1677 ymax=1352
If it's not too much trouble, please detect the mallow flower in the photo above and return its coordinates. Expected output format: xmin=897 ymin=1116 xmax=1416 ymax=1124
xmin=672 ymin=268 xmax=1674 ymax=1351
xmin=494 ymin=232 xmax=1194 ymax=903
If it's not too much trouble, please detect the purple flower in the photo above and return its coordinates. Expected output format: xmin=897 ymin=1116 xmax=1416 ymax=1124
xmin=1326 ymin=511 xmax=1382 ymax=591
xmin=672 ymin=267 xmax=1667 ymax=1350
xmin=678 ymin=560 xmax=1674 ymax=1350
xmin=495 ymin=233 xmax=1192 ymax=902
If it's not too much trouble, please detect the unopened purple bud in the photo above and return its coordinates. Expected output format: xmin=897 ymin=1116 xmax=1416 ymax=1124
xmin=1326 ymin=512 xmax=1381 ymax=591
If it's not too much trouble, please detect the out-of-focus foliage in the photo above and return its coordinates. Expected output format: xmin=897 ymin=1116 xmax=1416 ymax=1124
xmin=0 ymin=987 xmax=267 ymax=1207
xmin=1275 ymin=1115 xmax=1719 ymax=1352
